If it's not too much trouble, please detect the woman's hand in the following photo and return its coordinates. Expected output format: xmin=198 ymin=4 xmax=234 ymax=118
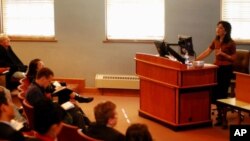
xmin=215 ymin=49 xmax=232 ymax=60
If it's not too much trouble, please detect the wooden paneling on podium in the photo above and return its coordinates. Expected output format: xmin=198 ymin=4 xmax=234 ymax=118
xmin=135 ymin=53 xmax=217 ymax=130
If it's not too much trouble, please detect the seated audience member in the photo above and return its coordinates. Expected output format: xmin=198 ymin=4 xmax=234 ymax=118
xmin=0 ymin=33 xmax=27 ymax=90
xmin=25 ymin=67 xmax=54 ymax=106
xmin=25 ymin=67 xmax=91 ymax=130
xmin=125 ymin=123 xmax=153 ymax=141
xmin=33 ymin=99 xmax=66 ymax=141
xmin=0 ymin=87 xmax=25 ymax=141
xmin=26 ymin=58 xmax=93 ymax=103
xmin=26 ymin=58 xmax=44 ymax=83
xmin=85 ymin=101 xmax=125 ymax=141
xmin=0 ymin=86 xmax=26 ymax=123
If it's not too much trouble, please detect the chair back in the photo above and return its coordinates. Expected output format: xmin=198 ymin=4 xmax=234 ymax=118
xmin=17 ymin=91 xmax=25 ymax=103
xmin=18 ymin=77 xmax=31 ymax=95
xmin=230 ymin=49 xmax=250 ymax=97
xmin=19 ymin=77 xmax=31 ymax=86
xmin=233 ymin=49 xmax=250 ymax=76
xmin=77 ymin=129 xmax=103 ymax=141
xmin=22 ymin=99 xmax=34 ymax=129
xmin=57 ymin=123 xmax=102 ymax=141
xmin=57 ymin=123 xmax=80 ymax=141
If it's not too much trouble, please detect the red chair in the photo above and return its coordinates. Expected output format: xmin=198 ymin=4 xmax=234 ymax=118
xmin=19 ymin=77 xmax=30 ymax=87
xmin=22 ymin=99 xmax=34 ymax=129
xmin=18 ymin=77 xmax=30 ymax=95
xmin=77 ymin=129 xmax=103 ymax=141
xmin=17 ymin=91 xmax=25 ymax=104
xmin=57 ymin=123 xmax=102 ymax=141
xmin=57 ymin=123 xmax=80 ymax=141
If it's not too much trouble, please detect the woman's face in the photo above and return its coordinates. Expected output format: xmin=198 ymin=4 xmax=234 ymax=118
xmin=37 ymin=61 xmax=45 ymax=71
xmin=216 ymin=23 xmax=226 ymax=37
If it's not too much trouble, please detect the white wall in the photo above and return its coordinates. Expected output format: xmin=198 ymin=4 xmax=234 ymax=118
xmin=10 ymin=0 xmax=248 ymax=87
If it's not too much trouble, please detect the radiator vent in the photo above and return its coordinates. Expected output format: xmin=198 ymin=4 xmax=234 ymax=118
xmin=95 ymin=74 xmax=139 ymax=89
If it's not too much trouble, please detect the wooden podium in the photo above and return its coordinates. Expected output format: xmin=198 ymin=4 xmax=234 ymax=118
xmin=135 ymin=53 xmax=217 ymax=130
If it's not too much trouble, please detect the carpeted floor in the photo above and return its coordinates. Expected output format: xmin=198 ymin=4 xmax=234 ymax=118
xmin=78 ymin=93 xmax=250 ymax=141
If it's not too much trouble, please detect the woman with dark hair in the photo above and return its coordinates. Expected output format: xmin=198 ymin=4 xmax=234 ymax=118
xmin=126 ymin=123 xmax=153 ymax=141
xmin=196 ymin=21 xmax=236 ymax=126
xmin=26 ymin=58 xmax=44 ymax=83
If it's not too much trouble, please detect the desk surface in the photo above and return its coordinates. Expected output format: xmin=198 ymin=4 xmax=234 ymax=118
xmin=217 ymin=98 xmax=250 ymax=111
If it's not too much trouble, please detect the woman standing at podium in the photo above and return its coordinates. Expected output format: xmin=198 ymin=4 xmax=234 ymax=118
xmin=196 ymin=21 xmax=236 ymax=126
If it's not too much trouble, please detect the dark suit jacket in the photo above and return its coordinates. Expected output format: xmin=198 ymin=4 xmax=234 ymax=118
xmin=0 ymin=122 xmax=25 ymax=141
xmin=0 ymin=45 xmax=27 ymax=73
xmin=25 ymin=82 xmax=88 ymax=130
xmin=85 ymin=123 xmax=125 ymax=141
xmin=26 ymin=82 xmax=47 ymax=106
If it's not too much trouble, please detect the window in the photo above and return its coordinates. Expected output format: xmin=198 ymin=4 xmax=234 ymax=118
xmin=221 ymin=0 xmax=250 ymax=43
xmin=0 ymin=0 xmax=55 ymax=41
xmin=105 ymin=0 xmax=165 ymax=42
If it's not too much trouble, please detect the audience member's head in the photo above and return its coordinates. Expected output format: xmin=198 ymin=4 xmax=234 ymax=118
xmin=26 ymin=58 xmax=44 ymax=82
xmin=0 ymin=33 xmax=10 ymax=48
xmin=0 ymin=87 xmax=15 ymax=121
xmin=0 ymin=87 xmax=26 ymax=141
xmin=35 ymin=67 xmax=54 ymax=88
xmin=125 ymin=123 xmax=153 ymax=141
xmin=94 ymin=101 xmax=117 ymax=127
xmin=33 ymin=99 xmax=66 ymax=138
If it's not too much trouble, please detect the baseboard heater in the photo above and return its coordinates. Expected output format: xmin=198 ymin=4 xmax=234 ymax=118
xmin=95 ymin=74 xmax=139 ymax=89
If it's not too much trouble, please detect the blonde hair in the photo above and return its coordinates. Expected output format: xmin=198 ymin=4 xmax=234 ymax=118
xmin=0 ymin=33 xmax=9 ymax=43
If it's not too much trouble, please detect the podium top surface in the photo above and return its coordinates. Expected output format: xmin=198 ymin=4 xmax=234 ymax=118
xmin=135 ymin=53 xmax=217 ymax=71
